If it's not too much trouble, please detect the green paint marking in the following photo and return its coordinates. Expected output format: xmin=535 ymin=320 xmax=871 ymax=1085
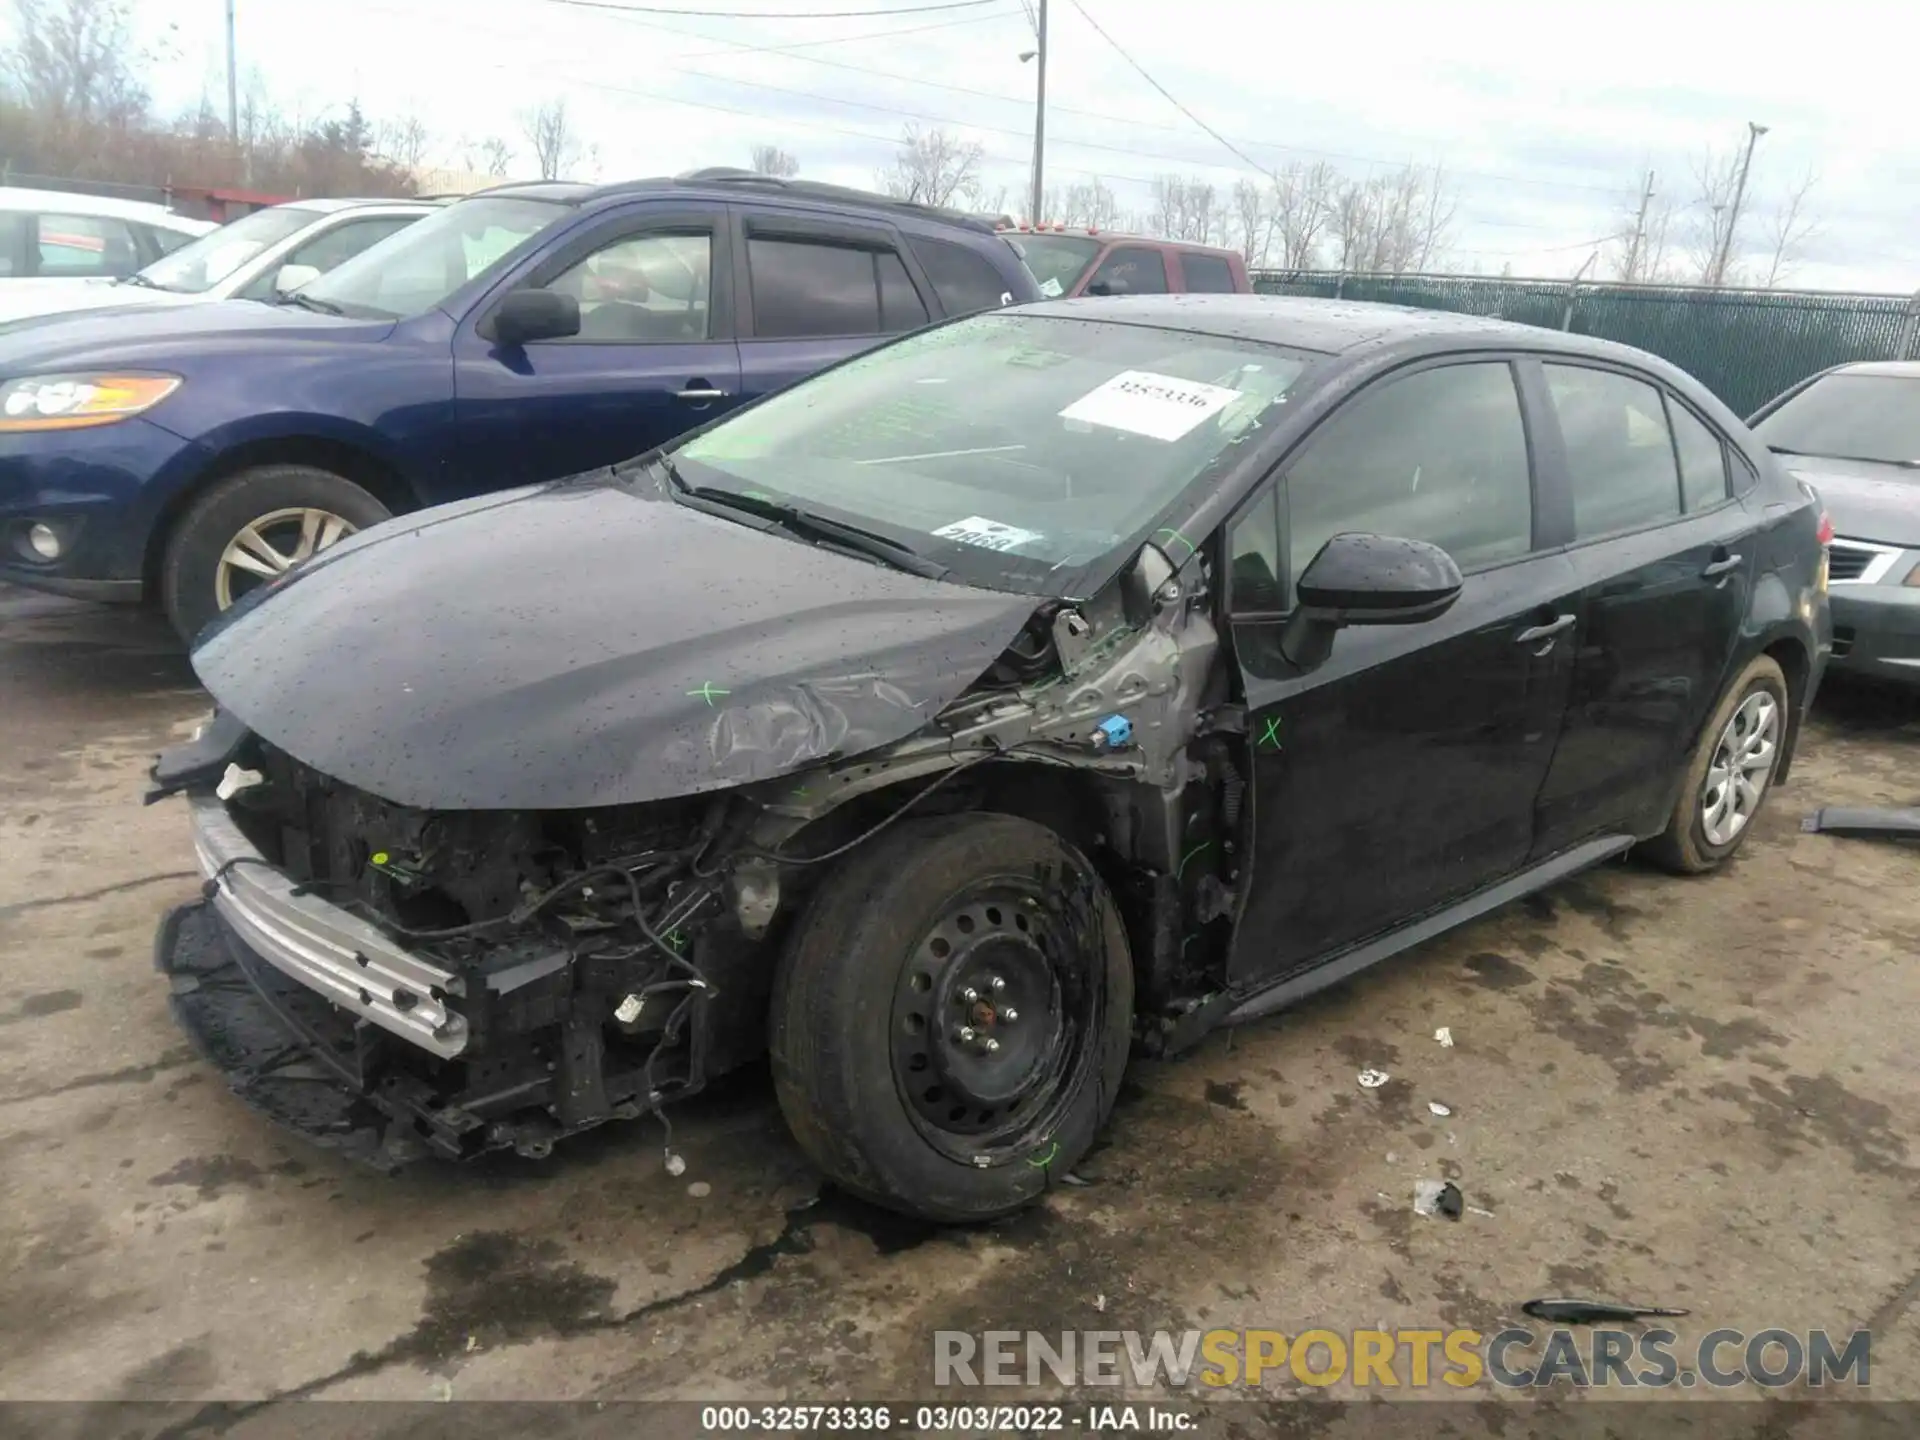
xmin=664 ymin=928 xmax=685 ymax=951
xmin=370 ymin=851 xmax=390 ymax=867
xmin=1026 ymin=1140 xmax=1060 ymax=1170
xmin=1258 ymin=716 xmax=1283 ymax=750
xmin=1176 ymin=841 xmax=1211 ymax=880
xmin=1152 ymin=527 xmax=1197 ymax=559
xmin=687 ymin=681 xmax=731 ymax=708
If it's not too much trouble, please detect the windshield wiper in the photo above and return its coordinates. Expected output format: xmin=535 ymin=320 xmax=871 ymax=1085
xmin=1768 ymin=445 xmax=1920 ymax=469
xmin=275 ymin=291 xmax=346 ymax=316
xmin=117 ymin=273 xmax=158 ymax=289
xmin=664 ymin=466 xmax=948 ymax=580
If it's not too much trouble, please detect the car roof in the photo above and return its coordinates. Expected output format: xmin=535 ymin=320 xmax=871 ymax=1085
xmin=1014 ymin=294 xmax=1679 ymax=367
xmin=458 ymin=169 xmax=1002 ymax=236
xmin=0 ymin=185 xmax=203 ymax=224
xmin=1830 ymin=360 xmax=1920 ymax=379
xmin=1006 ymin=226 xmax=1241 ymax=258
xmin=281 ymin=197 xmax=443 ymax=215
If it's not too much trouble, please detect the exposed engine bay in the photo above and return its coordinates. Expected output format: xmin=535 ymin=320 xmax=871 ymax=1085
xmin=152 ymin=542 xmax=1251 ymax=1168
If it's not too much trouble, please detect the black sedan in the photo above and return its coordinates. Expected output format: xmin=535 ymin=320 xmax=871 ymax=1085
xmin=148 ymin=296 xmax=1831 ymax=1221
xmin=1750 ymin=360 xmax=1920 ymax=686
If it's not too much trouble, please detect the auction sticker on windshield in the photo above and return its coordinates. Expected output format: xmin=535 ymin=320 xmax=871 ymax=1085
xmin=1059 ymin=370 xmax=1242 ymax=442
xmin=932 ymin=516 xmax=1044 ymax=552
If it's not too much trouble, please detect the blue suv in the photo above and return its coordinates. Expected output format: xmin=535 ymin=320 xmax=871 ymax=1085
xmin=0 ymin=169 xmax=1040 ymax=636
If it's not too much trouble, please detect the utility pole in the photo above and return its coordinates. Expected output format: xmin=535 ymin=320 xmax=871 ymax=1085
xmin=1028 ymin=0 xmax=1047 ymax=225
xmin=1712 ymin=121 xmax=1768 ymax=286
xmin=225 ymin=0 xmax=247 ymax=183
xmin=1623 ymin=169 xmax=1655 ymax=281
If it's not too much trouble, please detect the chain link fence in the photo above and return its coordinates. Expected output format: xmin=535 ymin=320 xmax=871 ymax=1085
xmin=1250 ymin=270 xmax=1920 ymax=419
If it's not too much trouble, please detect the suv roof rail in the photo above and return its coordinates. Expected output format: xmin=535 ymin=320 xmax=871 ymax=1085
xmin=668 ymin=167 xmax=998 ymax=234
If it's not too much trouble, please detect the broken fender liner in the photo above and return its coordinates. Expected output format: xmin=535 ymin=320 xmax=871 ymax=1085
xmin=155 ymin=902 xmax=428 ymax=1172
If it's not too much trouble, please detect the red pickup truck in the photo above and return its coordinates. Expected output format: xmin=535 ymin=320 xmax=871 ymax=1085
xmin=997 ymin=223 xmax=1252 ymax=298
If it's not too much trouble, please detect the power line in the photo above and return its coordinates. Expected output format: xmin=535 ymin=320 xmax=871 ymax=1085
xmin=546 ymin=0 xmax=1001 ymax=17
xmin=674 ymin=6 xmax=1021 ymax=57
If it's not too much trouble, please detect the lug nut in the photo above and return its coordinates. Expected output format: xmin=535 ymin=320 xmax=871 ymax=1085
xmin=984 ymin=1038 xmax=1001 ymax=1053
xmin=990 ymin=976 xmax=1007 ymax=993
xmin=957 ymin=1026 xmax=976 ymax=1042
xmin=962 ymin=986 xmax=979 ymax=1003
xmin=1001 ymin=1007 xmax=1019 ymax=1022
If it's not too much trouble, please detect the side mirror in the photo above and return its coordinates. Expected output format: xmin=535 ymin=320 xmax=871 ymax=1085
xmin=272 ymin=262 xmax=320 ymax=295
xmin=1086 ymin=280 xmax=1114 ymax=297
xmin=1279 ymin=532 xmax=1463 ymax=670
xmin=484 ymin=288 xmax=580 ymax=346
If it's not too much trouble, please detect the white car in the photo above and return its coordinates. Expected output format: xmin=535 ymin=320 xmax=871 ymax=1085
xmin=0 ymin=187 xmax=213 ymax=291
xmin=0 ymin=197 xmax=440 ymax=326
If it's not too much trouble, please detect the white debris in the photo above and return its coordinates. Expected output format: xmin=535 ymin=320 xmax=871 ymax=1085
xmin=664 ymin=1152 xmax=687 ymax=1177
xmin=1429 ymin=1101 xmax=1452 ymax=1118
xmin=1357 ymin=1068 xmax=1391 ymax=1089
xmin=1095 ymin=1294 xmax=1107 ymax=1312
xmin=215 ymin=764 xmax=264 ymax=801
xmin=613 ymin=993 xmax=644 ymax=1025
xmin=1413 ymin=1180 xmax=1450 ymax=1217
xmin=1434 ymin=1027 xmax=1455 ymax=1048
xmin=688 ymin=1181 xmax=711 ymax=1198
xmin=1468 ymin=1205 xmax=1497 ymax=1219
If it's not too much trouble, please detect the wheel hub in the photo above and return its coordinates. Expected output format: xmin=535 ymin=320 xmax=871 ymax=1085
xmin=890 ymin=894 xmax=1074 ymax=1144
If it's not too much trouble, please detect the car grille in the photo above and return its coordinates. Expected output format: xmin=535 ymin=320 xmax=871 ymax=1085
xmin=1828 ymin=539 xmax=1903 ymax=584
xmin=1832 ymin=626 xmax=1855 ymax=659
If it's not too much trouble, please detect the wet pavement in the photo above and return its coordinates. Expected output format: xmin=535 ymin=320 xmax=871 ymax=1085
xmin=4 ymin=582 xmax=1919 ymax=1430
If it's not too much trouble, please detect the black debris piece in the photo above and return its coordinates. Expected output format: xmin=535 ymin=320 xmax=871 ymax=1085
xmin=1523 ymin=1298 xmax=1690 ymax=1325
xmin=1801 ymin=807 xmax=1920 ymax=843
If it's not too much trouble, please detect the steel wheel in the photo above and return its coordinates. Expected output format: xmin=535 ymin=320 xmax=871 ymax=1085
xmin=1700 ymin=689 xmax=1779 ymax=847
xmin=889 ymin=883 xmax=1097 ymax=1166
xmin=214 ymin=506 xmax=358 ymax=610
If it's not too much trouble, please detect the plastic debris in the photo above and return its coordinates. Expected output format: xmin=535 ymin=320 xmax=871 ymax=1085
xmin=1357 ymin=1068 xmax=1391 ymax=1089
xmin=1094 ymin=1293 xmax=1108 ymax=1313
xmin=664 ymin=1152 xmax=687 ymax=1177
xmin=1467 ymin=1204 xmax=1496 ymax=1219
xmin=688 ymin=1180 xmax=711 ymax=1198
xmin=1428 ymin=1101 xmax=1452 ymax=1118
xmin=1414 ymin=1180 xmax=1464 ymax=1220
xmin=215 ymin=764 xmax=265 ymax=801
xmin=1059 ymin=1170 xmax=1093 ymax=1187
xmin=1523 ymin=1298 xmax=1689 ymax=1325
xmin=1434 ymin=1027 xmax=1454 ymax=1047
xmin=1092 ymin=714 xmax=1134 ymax=749
xmin=613 ymin=993 xmax=644 ymax=1025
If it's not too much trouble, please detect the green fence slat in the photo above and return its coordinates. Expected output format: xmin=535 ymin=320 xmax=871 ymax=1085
xmin=1250 ymin=271 xmax=1915 ymax=417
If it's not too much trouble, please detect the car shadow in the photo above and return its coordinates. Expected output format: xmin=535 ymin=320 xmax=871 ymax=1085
xmin=0 ymin=583 xmax=199 ymax=711
xmin=1810 ymin=673 xmax=1918 ymax=742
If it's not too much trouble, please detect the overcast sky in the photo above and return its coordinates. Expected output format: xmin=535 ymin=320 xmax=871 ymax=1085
xmin=124 ymin=0 xmax=1920 ymax=293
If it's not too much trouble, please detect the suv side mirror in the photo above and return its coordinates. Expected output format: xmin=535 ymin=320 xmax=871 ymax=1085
xmin=1086 ymin=280 xmax=1114 ymax=297
xmin=484 ymin=288 xmax=580 ymax=346
xmin=1280 ymin=532 xmax=1463 ymax=670
xmin=272 ymin=262 xmax=320 ymax=295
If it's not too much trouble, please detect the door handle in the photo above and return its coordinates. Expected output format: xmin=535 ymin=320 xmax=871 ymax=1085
xmin=1515 ymin=613 xmax=1575 ymax=644
xmin=676 ymin=384 xmax=729 ymax=401
xmin=1702 ymin=553 xmax=1743 ymax=578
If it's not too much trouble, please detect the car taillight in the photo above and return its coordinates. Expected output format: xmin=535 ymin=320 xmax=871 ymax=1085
xmin=1816 ymin=511 xmax=1834 ymax=546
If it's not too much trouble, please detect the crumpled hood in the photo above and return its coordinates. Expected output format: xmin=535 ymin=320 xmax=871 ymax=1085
xmin=1785 ymin=457 xmax=1920 ymax=548
xmin=190 ymin=471 xmax=1037 ymax=809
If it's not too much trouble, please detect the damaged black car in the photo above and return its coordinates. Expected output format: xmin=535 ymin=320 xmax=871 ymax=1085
xmin=150 ymin=296 xmax=1829 ymax=1221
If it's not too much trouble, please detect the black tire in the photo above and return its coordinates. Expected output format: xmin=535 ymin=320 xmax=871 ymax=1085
xmin=160 ymin=465 xmax=391 ymax=642
xmin=770 ymin=812 xmax=1134 ymax=1222
xmin=1642 ymin=653 xmax=1790 ymax=874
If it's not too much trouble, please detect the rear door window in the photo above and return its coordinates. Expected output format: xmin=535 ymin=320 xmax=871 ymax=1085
xmin=1285 ymin=361 xmax=1535 ymax=587
xmin=905 ymin=235 xmax=1009 ymax=317
xmin=1668 ymin=398 xmax=1731 ymax=512
xmin=1087 ymin=246 xmax=1168 ymax=296
xmin=35 ymin=212 xmax=140 ymax=276
xmin=1181 ymin=254 xmax=1236 ymax=292
xmin=1545 ymin=364 xmax=1683 ymax=539
xmin=748 ymin=237 xmax=885 ymax=337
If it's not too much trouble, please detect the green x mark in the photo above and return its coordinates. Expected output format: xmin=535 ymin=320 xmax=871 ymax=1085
xmin=663 ymin=928 xmax=685 ymax=951
xmin=1258 ymin=716 xmax=1283 ymax=750
xmin=686 ymin=681 xmax=730 ymax=708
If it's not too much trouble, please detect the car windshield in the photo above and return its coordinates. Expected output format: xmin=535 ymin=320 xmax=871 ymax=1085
xmin=1754 ymin=373 xmax=1920 ymax=474
xmin=297 ymin=197 xmax=569 ymax=320
xmin=1011 ymin=235 xmax=1103 ymax=298
xmin=136 ymin=206 xmax=320 ymax=293
xmin=672 ymin=312 xmax=1312 ymax=596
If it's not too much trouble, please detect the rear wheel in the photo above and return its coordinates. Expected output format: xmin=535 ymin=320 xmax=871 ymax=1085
xmin=1643 ymin=654 xmax=1789 ymax=874
xmin=160 ymin=464 xmax=390 ymax=641
xmin=770 ymin=812 xmax=1133 ymax=1222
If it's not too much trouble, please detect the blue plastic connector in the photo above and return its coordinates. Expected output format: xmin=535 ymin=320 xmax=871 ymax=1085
xmin=1094 ymin=714 xmax=1133 ymax=749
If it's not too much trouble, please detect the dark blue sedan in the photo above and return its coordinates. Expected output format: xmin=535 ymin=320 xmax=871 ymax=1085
xmin=0 ymin=171 xmax=1039 ymax=636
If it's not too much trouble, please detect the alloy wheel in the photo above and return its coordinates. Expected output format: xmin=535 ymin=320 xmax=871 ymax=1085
xmin=1700 ymin=689 xmax=1779 ymax=847
xmin=214 ymin=506 xmax=358 ymax=610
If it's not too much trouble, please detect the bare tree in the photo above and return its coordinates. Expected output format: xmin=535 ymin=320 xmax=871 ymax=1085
xmin=1147 ymin=175 xmax=1220 ymax=244
xmin=749 ymin=143 xmax=799 ymax=178
xmin=5 ymin=0 xmax=149 ymax=133
xmin=519 ymin=97 xmax=586 ymax=181
xmin=875 ymin=124 xmax=983 ymax=208
xmin=1232 ymin=177 xmax=1267 ymax=266
xmin=1328 ymin=164 xmax=1455 ymax=274
xmin=1604 ymin=173 xmax=1681 ymax=284
xmin=1266 ymin=160 xmax=1336 ymax=269
xmin=1761 ymin=166 xmax=1821 ymax=289
xmin=475 ymin=136 xmax=513 ymax=177
xmin=962 ymin=177 xmax=1012 ymax=220
xmin=376 ymin=113 xmax=430 ymax=172
xmin=1056 ymin=178 xmax=1120 ymax=229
